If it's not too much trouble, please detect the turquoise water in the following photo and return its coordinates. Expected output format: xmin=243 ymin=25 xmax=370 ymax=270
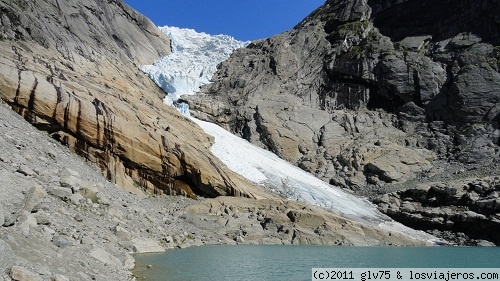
xmin=133 ymin=245 xmax=500 ymax=281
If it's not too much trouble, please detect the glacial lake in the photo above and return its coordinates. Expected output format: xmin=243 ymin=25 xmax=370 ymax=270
xmin=133 ymin=245 xmax=500 ymax=281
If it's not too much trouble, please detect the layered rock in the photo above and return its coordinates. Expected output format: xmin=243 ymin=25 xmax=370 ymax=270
xmin=0 ymin=0 xmax=264 ymax=198
xmin=375 ymin=177 xmax=500 ymax=245
xmin=187 ymin=0 xmax=500 ymax=189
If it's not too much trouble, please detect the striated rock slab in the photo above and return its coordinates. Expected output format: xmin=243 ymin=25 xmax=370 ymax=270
xmin=0 ymin=0 xmax=264 ymax=198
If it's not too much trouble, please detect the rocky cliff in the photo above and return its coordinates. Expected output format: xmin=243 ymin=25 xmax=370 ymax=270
xmin=186 ymin=0 xmax=500 ymax=243
xmin=188 ymin=0 xmax=500 ymax=189
xmin=0 ymin=0 xmax=265 ymax=199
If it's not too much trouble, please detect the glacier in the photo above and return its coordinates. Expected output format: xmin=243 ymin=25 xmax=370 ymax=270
xmin=141 ymin=26 xmax=440 ymax=244
xmin=141 ymin=26 xmax=248 ymax=109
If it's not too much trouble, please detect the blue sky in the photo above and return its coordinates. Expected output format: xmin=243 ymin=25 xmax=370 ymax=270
xmin=123 ymin=1 xmax=325 ymax=41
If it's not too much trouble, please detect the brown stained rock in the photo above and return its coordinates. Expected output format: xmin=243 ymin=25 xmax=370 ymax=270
xmin=0 ymin=0 xmax=264 ymax=199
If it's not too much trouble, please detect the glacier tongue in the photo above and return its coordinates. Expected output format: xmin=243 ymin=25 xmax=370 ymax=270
xmin=140 ymin=26 xmax=248 ymax=108
xmin=141 ymin=26 xmax=440 ymax=244
xmin=192 ymin=118 xmax=380 ymax=219
xmin=192 ymin=118 xmax=439 ymax=243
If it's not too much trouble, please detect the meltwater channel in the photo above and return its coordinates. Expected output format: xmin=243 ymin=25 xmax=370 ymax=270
xmin=133 ymin=245 xmax=500 ymax=281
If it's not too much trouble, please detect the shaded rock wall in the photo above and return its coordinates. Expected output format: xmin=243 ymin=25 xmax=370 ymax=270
xmin=375 ymin=177 xmax=500 ymax=245
xmin=187 ymin=0 xmax=500 ymax=189
xmin=0 ymin=0 xmax=264 ymax=199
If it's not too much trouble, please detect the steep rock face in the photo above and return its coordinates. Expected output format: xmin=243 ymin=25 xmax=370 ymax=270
xmin=187 ymin=0 xmax=500 ymax=189
xmin=0 ymin=0 xmax=264 ymax=198
xmin=375 ymin=177 xmax=500 ymax=245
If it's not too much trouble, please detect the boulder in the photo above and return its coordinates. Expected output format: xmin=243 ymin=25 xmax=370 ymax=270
xmin=78 ymin=181 xmax=99 ymax=203
xmin=18 ymin=213 xmax=37 ymax=238
xmin=52 ymin=235 xmax=74 ymax=248
xmin=364 ymin=145 xmax=434 ymax=183
xmin=114 ymin=226 xmax=132 ymax=241
xmin=130 ymin=238 xmax=165 ymax=253
xmin=59 ymin=169 xmax=81 ymax=190
xmin=122 ymin=253 xmax=136 ymax=270
xmin=10 ymin=266 xmax=42 ymax=281
xmin=25 ymin=183 xmax=47 ymax=212
xmin=48 ymin=187 xmax=72 ymax=201
xmin=89 ymin=247 xmax=122 ymax=267
xmin=16 ymin=165 xmax=35 ymax=177
xmin=69 ymin=193 xmax=84 ymax=205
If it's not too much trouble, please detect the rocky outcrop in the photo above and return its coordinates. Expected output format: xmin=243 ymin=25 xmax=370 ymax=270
xmin=182 ymin=196 xmax=431 ymax=246
xmin=0 ymin=0 xmax=264 ymax=198
xmin=375 ymin=177 xmax=500 ymax=245
xmin=187 ymin=0 xmax=500 ymax=190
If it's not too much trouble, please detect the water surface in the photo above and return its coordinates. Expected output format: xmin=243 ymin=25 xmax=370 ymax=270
xmin=133 ymin=245 xmax=500 ymax=281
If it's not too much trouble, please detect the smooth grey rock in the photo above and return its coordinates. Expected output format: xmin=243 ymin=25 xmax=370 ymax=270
xmin=10 ymin=266 xmax=42 ymax=281
xmin=398 ymin=35 xmax=432 ymax=51
xmin=114 ymin=226 xmax=132 ymax=241
xmin=18 ymin=213 xmax=37 ymax=238
xmin=235 ymin=235 xmax=245 ymax=243
xmin=78 ymin=181 xmax=99 ymax=202
xmin=42 ymin=226 xmax=56 ymax=239
xmin=108 ymin=208 xmax=124 ymax=219
xmin=59 ymin=168 xmax=80 ymax=178
xmin=52 ymin=235 xmax=74 ymax=248
xmin=33 ymin=212 xmax=51 ymax=226
xmin=52 ymin=274 xmax=70 ymax=281
xmin=89 ymin=247 xmax=122 ymax=267
xmin=476 ymin=240 xmax=496 ymax=247
xmin=59 ymin=175 xmax=81 ymax=190
xmin=80 ymin=236 xmax=96 ymax=246
xmin=130 ymin=238 xmax=164 ymax=253
xmin=3 ymin=183 xmax=46 ymax=226
xmin=69 ymin=193 xmax=84 ymax=205
xmin=17 ymin=165 xmax=35 ymax=176
xmin=0 ymin=153 xmax=10 ymax=163
xmin=25 ymin=183 xmax=47 ymax=212
xmin=96 ymin=193 xmax=111 ymax=206
xmin=0 ymin=207 xmax=4 ymax=227
xmin=48 ymin=187 xmax=72 ymax=201
xmin=0 ymin=239 xmax=16 ymax=270
xmin=122 ymin=253 xmax=135 ymax=270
